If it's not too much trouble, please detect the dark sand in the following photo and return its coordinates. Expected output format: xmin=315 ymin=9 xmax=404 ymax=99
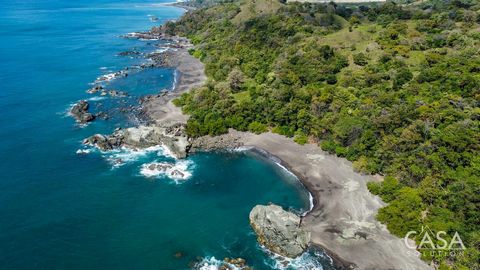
xmin=142 ymin=40 xmax=206 ymax=125
xmin=144 ymin=39 xmax=431 ymax=270
xmin=231 ymin=131 xmax=431 ymax=270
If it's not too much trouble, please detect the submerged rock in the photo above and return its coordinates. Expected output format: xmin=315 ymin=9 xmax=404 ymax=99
xmin=70 ymin=100 xmax=95 ymax=123
xmin=223 ymin=257 xmax=247 ymax=268
xmin=170 ymin=169 xmax=184 ymax=178
xmin=249 ymin=204 xmax=310 ymax=258
xmin=96 ymin=111 xmax=109 ymax=120
xmin=80 ymin=112 xmax=95 ymax=123
xmin=118 ymin=51 xmax=141 ymax=57
xmin=122 ymin=31 xmax=163 ymax=40
xmin=83 ymin=134 xmax=119 ymax=151
xmin=86 ymin=85 xmax=103 ymax=94
xmin=192 ymin=257 xmax=252 ymax=270
xmin=108 ymin=89 xmax=128 ymax=97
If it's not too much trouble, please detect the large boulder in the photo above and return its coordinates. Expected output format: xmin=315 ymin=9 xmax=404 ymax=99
xmin=83 ymin=133 xmax=122 ymax=151
xmin=249 ymin=204 xmax=310 ymax=258
xmin=122 ymin=123 xmax=189 ymax=158
xmin=70 ymin=100 xmax=95 ymax=123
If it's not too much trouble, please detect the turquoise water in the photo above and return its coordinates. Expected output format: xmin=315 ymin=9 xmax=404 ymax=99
xmin=0 ymin=1 xmax=333 ymax=269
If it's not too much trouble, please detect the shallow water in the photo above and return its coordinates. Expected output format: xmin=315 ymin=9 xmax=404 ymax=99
xmin=0 ymin=1 xmax=334 ymax=269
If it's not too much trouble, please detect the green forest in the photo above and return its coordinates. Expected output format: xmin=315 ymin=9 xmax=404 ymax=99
xmin=168 ymin=0 xmax=480 ymax=268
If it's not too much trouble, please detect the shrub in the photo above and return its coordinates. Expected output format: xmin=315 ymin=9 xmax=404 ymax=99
xmin=248 ymin=121 xmax=267 ymax=134
xmin=353 ymin=52 xmax=369 ymax=66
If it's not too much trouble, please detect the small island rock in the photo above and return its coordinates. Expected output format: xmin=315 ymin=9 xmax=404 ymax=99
xmin=70 ymin=100 xmax=95 ymax=123
xmin=249 ymin=204 xmax=310 ymax=258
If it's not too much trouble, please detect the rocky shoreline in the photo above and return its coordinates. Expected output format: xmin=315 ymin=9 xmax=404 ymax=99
xmin=195 ymin=131 xmax=431 ymax=270
xmin=75 ymin=21 xmax=430 ymax=270
xmin=83 ymin=123 xmax=189 ymax=158
xmin=76 ymin=24 xmax=206 ymax=159
xmin=249 ymin=204 xmax=310 ymax=259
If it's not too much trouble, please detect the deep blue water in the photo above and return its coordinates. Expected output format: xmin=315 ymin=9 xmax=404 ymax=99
xmin=0 ymin=1 xmax=333 ymax=269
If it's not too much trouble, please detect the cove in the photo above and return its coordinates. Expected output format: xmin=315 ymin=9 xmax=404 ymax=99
xmin=0 ymin=0 xmax=334 ymax=269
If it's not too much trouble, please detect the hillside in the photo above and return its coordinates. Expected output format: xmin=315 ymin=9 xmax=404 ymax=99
xmin=169 ymin=0 xmax=480 ymax=269
xmin=233 ymin=0 xmax=283 ymax=23
xmin=290 ymin=0 xmax=386 ymax=2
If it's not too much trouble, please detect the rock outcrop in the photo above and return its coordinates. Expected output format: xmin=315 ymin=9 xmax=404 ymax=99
xmin=249 ymin=204 xmax=310 ymax=258
xmin=190 ymin=131 xmax=244 ymax=152
xmin=122 ymin=124 xmax=189 ymax=158
xmin=192 ymin=257 xmax=252 ymax=270
xmin=83 ymin=133 xmax=122 ymax=151
xmin=83 ymin=122 xmax=190 ymax=158
xmin=70 ymin=100 xmax=95 ymax=123
xmin=86 ymin=85 xmax=103 ymax=94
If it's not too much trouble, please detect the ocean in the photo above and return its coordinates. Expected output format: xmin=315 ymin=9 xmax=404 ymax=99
xmin=0 ymin=1 xmax=333 ymax=269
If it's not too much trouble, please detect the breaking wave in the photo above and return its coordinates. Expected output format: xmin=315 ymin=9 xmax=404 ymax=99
xmin=87 ymin=96 xmax=107 ymax=101
xmin=140 ymin=160 xmax=193 ymax=182
xmin=103 ymin=145 xmax=171 ymax=168
xmin=192 ymin=257 xmax=247 ymax=270
xmin=263 ymin=247 xmax=331 ymax=270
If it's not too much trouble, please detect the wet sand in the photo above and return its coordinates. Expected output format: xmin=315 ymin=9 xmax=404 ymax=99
xmin=143 ymin=40 xmax=431 ymax=270
xmin=141 ymin=41 xmax=206 ymax=125
xmin=223 ymin=130 xmax=431 ymax=270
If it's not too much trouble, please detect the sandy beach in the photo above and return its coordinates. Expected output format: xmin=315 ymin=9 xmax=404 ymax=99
xmin=141 ymin=41 xmax=206 ymax=125
xmin=143 ymin=39 xmax=431 ymax=270
xmin=233 ymin=131 xmax=431 ymax=269
xmin=189 ymin=130 xmax=432 ymax=269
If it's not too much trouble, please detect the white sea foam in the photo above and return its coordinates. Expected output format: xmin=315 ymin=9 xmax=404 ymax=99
xmin=193 ymin=257 xmax=245 ymax=270
xmin=172 ymin=69 xmax=179 ymax=91
xmin=62 ymin=103 xmax=91 ymax=128
xmin=232 ymin=146 xmax=253 ymax=152
xmin=139 ymin=160 xmax=193 ymax=182
xmin=157 ymin=144 xmax=176 ymax=159
xmin=154 ymin=48 xmax=168 ymax=53
xmin=232 ymin=146 xmax=315 ymax=214
xmin=104 ymin=145 xmax=169 ymax=168
xmin=308 ymin=192 xmax=314 ymax=212
xmin=193 ymin=250 xmax=329 ymax=270
xmin=96 ymin=72 xmax=117 ymax=83
xmin=275 ymin=161 xmax=296 ymax=178
xmin=76 ymin=148 xmax=92 ymax=155
xmin=273 ymin=160 xmax=314 ymax=215
xmin=263 ymin=247 xmax=330 ymax=270
xmin=94 ymin=70 xmax=128 ymax=84
xmin=87 ymin=96 xmax=107 ymax=101
xmin=58 ymin=102 xmax=76 ymax=118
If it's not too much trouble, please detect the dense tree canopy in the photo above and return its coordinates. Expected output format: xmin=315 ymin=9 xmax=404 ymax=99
xmin=170 ymin=0 xmax=480 ymax=268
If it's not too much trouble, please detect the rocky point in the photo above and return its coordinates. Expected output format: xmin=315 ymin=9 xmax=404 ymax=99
xmin=249 ymin=204 xmax=310 ymax=258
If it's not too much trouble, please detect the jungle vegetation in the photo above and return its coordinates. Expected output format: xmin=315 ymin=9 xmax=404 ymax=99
xmin=168 ymin=0 xmax=480 ymax=268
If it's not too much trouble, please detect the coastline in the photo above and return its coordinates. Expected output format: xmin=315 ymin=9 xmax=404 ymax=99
xmin=140 ymin=39 xmax=206 ymax=126
xmin=191 ymin=131 xmax=431 ymax=270
xmin=136 ymin=13 xmax=431 ymax=270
